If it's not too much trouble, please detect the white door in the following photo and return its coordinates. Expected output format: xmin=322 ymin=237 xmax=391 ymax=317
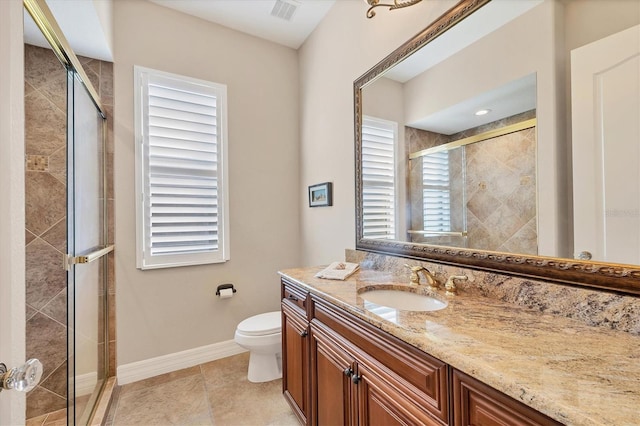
xmin=1 ymin=1 xmax=27 ymax=424
xmin=572 ymin=24 xmax=640 ymax=264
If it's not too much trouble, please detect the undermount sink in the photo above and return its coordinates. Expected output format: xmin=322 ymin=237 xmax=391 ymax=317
xmin=360 ymin=289 xmax=448 ymax=312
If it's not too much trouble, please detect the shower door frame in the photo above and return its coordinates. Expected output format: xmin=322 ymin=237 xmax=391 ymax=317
xmin=0 ymin=1 xmax=27 ymax=424
xmin=23 ymin=0 xmax=113 ymax=423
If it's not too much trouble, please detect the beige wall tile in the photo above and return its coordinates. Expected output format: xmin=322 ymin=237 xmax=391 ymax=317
xmin=25 ymin=239 xmax=66 ymax=310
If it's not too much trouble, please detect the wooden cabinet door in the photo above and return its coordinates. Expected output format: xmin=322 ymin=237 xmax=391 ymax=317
xmin=312 ymin=294 xmax=449 ymax=424
xmin=452 ymin=369 xmax=562 ymax=426
xmin=282 ymin=301 xmax=310 ymax=424
xmin=356 ymin=361 xmax=445 ymax=426
xmin=310 ymin=321 xmax=356 ymax=426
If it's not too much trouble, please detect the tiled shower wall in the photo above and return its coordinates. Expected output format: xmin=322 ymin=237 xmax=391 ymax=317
xmin=24 ymin=44 xmax=115 ymax=420
xmin=407 ymin=110 xmax=537 ymax=254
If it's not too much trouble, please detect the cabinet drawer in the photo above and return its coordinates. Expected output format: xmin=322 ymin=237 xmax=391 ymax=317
xmin=452 ymin=369 xmax=562 ymax=426
xmin=282 ymin=279 xmax=309 ymax=317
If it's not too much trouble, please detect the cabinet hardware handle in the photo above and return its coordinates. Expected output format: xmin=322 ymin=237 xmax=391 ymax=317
xmin=300 ymin=330 xmax=308 ymax=338
xmin=351 ymin=374 xmax=361 ymax=384
xmin=343 ymin=367 xmax=353 ymax=377
xmin=287 ymin=294 xmax=299 ymax=302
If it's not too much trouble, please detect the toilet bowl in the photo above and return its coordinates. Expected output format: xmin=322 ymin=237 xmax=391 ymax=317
xmin=234 ymin=311 xmax=282 ymax=383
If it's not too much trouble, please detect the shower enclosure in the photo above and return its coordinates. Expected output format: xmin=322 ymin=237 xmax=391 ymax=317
xmin=23 ymin=0 xmax=113 ymax=423
xmin=406 ymin=113 xmax=537 ymax=254
xmin=66 ymin=62 xmax=110 ymax=424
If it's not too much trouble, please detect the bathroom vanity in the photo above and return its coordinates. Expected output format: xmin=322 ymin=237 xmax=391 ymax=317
xmin=287 ymin=1 xmax=640 ymax=424
xmin=280 ymin=267 xmax=640 ymax=426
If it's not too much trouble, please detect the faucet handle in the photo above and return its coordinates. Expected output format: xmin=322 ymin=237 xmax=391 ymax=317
xmin=404 ymin=264 xmax=423 ymax=284
xmin=444 ymin=275 xmax=468 ymax=296
xmin=404 ymin=264 xmax=424 ymax=272
xmin=405 ymin=265 xmax=439 ymax=288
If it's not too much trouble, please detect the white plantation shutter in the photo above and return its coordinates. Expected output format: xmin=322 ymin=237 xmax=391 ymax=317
xmin=362 ymin=116 xmax=397 ymax=239
xmin=422 ymin=151 xmax=451 ymax=232
xmin=135 ymin=66 xmax=229 ymax=269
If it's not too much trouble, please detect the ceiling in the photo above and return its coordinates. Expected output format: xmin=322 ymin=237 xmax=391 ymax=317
xmin=149 ymin=0 xmax=336 ymax=49
xmin=407 ymin=73 xmax=537 ymax=135
xmin=24 ymin=0 xmax=336 ymax=62
xmin=24 ymin=0 xmax=114 ymax=61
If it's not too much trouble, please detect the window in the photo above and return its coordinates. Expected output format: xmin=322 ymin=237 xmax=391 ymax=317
xmin=134 ymin=66 xmax=229 ymax=269
xmin=422 ymin=151 xmax=451 ymax=233
xmin=361 ymin=116 xmax=397 ymax=240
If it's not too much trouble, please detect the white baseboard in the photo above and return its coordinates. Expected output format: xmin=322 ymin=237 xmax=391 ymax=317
xmin=116 ymin=340 xmax=246 ymax=385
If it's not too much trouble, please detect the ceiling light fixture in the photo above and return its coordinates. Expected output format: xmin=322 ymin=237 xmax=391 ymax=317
xmin=475 ymin=109 xmax=491 ymax=116
xmin=365 ymin=0 xmax=423 ymax=19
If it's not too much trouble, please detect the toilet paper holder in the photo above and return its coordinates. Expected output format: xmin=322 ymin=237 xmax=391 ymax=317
xmin=216 ymin=283 xmax=237 ymax=296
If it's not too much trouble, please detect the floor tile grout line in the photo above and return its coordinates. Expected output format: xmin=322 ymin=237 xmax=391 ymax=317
xmin=106 ymin=353 xmax=296 ymax=426
xmin=117 ymin=366 xmax=203 ymax=399
xmin=199 ymin=363 xmax=216 ymax=425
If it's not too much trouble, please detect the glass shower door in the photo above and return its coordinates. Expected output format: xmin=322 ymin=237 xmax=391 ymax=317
xmin=67 ymin=70 xmax=109 ymax=425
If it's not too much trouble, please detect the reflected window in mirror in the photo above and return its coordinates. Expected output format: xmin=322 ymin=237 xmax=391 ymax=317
xmin=362 ymin=116 xmax=398 ymax=240
xmin=411 ymin=148 xmax=467 ymax=247
xmin=422 ymin=150 xmax=453 ymax=235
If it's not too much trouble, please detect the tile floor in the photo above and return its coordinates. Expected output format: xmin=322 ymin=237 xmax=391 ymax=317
xmin=25 ymin=408 xmax=66 ymax=426
xmin=105 ymin=352 xmax=299 ymax=426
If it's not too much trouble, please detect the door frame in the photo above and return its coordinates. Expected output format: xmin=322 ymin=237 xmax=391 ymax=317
xmin=571 ymin=24 xmax=640 ymax=262
xmin=0 ymin=1 xmax=26 ymax=425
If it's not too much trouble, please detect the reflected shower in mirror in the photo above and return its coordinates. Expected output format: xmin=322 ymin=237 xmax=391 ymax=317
xmin=363 ymin=69 xmax=538 ymax=255
xmin=407 ymin=112 xmax=537 ymax=255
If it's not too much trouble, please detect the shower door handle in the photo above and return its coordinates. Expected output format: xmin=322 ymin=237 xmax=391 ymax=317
xmin=65 ymin=245 xmax=114 ymax=270
xmin=0 ymin=359 xmax=43 ymax=393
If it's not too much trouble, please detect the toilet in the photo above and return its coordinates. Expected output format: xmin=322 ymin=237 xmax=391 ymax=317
xmin=234 ymin=311 xmax=282 ymax=383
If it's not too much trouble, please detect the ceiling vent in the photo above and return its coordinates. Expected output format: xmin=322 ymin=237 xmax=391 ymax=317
xmin=270 ymin=0 xmax=299 ymax=21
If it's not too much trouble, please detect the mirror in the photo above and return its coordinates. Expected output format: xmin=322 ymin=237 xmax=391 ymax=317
xmin=355 ymin=0 xmax=640 ymax=295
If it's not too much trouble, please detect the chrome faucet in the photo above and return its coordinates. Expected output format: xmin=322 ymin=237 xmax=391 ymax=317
xmin=405 ymin=265 xmax=438 ymax=289
xmin=444 ymin=275 xmax=468 ymax=296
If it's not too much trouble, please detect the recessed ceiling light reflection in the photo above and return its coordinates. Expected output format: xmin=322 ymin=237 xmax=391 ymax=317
xmin=475 ymin=109 xmax=491 ymax=116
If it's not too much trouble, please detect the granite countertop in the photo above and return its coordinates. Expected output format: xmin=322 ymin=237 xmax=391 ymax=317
xmin=279 ymin=266 xmax=640 ymax=426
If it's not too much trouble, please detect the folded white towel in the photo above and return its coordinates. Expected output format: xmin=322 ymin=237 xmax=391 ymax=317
xmin=315 ymin=262 xmax=360 ymax=280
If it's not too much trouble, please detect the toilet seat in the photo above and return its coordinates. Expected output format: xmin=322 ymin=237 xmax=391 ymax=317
xmin=236 ymin=311 xmax=281 ymax=336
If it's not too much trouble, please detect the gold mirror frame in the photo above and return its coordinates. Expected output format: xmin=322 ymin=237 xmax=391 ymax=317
xmin=354 ymin=0 xmax=640 ymax=296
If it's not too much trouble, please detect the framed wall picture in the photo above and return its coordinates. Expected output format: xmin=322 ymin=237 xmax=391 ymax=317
xmin=308 ymin=182 xmax=333 ymax=207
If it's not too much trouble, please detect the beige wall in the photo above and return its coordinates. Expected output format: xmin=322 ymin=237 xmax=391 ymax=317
xmin=113 ymin=0 xmax=300 ymax=365
xmin=298 ymin=0 xmax=459 ymax=265
xmin=564 ymin=0 xmax=640 ymax=51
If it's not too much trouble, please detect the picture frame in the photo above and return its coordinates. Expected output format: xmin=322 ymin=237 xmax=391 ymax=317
xmin=308 ymin=182 xmax=333 ymax=207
